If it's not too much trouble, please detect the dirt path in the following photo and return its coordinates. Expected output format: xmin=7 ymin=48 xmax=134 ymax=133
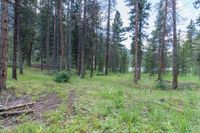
xmin=0 ymin=91 xmax=62 ymax=127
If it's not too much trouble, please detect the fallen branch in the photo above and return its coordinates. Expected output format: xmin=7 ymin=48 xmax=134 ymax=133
xmin=0 ymin=102 xmax=35 ymax=112
xmin=0 ymin=109 xmax=34 ymax=117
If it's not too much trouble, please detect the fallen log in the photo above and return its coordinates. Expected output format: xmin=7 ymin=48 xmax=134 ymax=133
xmin=0 ymin=102 xmax=35 ymax=112
xmin=0 ymin=109 xmax=34 ymax=117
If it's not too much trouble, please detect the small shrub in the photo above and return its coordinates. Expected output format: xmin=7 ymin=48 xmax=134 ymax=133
xmin=156 ymin=81 xmax=168 ymax=90
xmin=54 ymin=71 xmax=70 ymax=83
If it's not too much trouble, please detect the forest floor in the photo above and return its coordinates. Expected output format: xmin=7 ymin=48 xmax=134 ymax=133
xmin=0 ymin=68 xmax=200 ymax=133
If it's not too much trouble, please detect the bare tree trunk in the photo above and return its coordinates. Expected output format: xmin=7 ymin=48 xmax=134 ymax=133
xmin=94 ymin=33 xmax=98 ymax=71
xmin=59 ymin=0 xmax=65 ymax=70
xmin=56 ymin=2 xmax=60 ymax=71
xmin=90 ymin=29 xmax=95 ymax=77
xmin=12 ymin=0 xmax=20 ymax=80
xmin=90 ymin=44 xmax=94 ymax=77
xmin=0 ymin=0 xmax=9 ymax=90
xmin=105 ymin=0 xmax=111 ymax=75
xmin=134 ymin=0 xmax=139 ymax=83
xmin=41 ymin=46 xmax=44 ymax=70
xmin=80 ymin=0 xmax=86 ymax=79
xmin=158 ymin=0 xmax=168 ymax=81
xmin=52 ymin=7 xmax=56 ymax=70
xmin=77 ymin=0 xmax=82 ymax=75
xmin=46 ymin=0 xmax=50 ymax=71
xmin=172 ymin=0 xmax=178 ymax=89
xmin=67 ymin=1 xmax=72 ymax=71
xmin=27 ymin=40 xmax=33 ymax=67
xmin=19 ymin=38 xmax=23 ymax=75
xmin=138 ymin=15 xmax=142 ymax=80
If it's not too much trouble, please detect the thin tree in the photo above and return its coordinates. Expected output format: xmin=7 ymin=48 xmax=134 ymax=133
xmin=77 ymin=0 xmax=82 ymax=75
xmin=80 ymin=0 xmax=87 ymax=78
xmin=66 ymin=1 xmax=72 ymax=71
xmin=59 ymin=0 xmax=65 ymax=70
xmin=12 ymin=0 xmax=20 ymax=80
xmin=172 ymin=0 xmax=178 ymax=89
xmin=158 ymin=0 xmax=168 ymax=81
xmin=46 ymin=0 xmax=50 ymax=71
xmin=0 ymin=0 xmax=9 ymax=90
xmin=105 ymin=0 xmax=111 ymax=75
xmin=134 ymin=0 xmax=139 ymax=83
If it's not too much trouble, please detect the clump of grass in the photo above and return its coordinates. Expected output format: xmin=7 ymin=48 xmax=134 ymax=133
xmin=113 ymin=89 xmax=124 ymax=109
xmin=178 ymin=83 xmax=192 ymax=90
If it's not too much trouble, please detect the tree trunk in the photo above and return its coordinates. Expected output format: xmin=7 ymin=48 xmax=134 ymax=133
xmin=172 ymin=0 xmax=178 ymax=89
xmin=80 ymin=0 xmax=86 ymax=79
xmin=0 ymin=0 xmax=9 ymax=90
xmin=59 ymin=0 xmax=65 ymax=70
xmin=90 ymin=44 xmax=94 ymax=77
xmin=134 ymin=0 xmax=139 ymax=83
xmin=138 ymin=13 xmax=142 ymax=80
xmin=52 ymin=8 xmax=56 ymax=70
xmin=90 ymin=29 xmax=95 ymax=77
xmin=46 ymin=0 xmax=50 ymax=71
xmin=56 ymin=1 xmax=60 ymax=70
xmin=67 ymin=1 xmax=72 ymax=71
xmin=158 ymin=0 xmax=168 ymax=81
xmin=27 ymin=40 xmax=33 ymax=67
xmin=105 ymin=0 xmax=111 ymax=75
xmin=77 ymin=0 xmax=82 ymax=75
xmin=12 ymin=0 xmax=20 ymax=80
xmin=19 ymin=39 xmax=23 ymax=75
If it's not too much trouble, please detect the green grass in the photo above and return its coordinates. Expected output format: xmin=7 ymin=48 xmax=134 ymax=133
xmin=1 ymin=68 xmax=200 ymax=133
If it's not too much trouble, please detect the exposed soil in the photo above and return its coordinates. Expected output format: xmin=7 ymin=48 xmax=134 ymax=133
xmin=0 ymin=90 xmax=62 ymax=128
xmin=67 ymin=89 xmax=76 ymax=115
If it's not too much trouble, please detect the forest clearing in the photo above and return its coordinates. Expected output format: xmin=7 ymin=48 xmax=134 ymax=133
xmin=0 ymin=0 xmax=200 ymax=132
xmin=0 ymin=68 xmax=199 ymax=132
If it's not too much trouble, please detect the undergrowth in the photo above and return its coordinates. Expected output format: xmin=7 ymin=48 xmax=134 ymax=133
xmin=0 ymin=68 xmax=199 ymax=132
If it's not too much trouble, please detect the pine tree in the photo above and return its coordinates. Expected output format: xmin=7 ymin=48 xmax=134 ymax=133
xmin=111 ymin=11 xmax=127 ymax=73
xmin=126 ymin=0 xmax=151 ymax=82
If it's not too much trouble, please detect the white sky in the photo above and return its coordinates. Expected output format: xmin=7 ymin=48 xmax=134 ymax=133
xmin=116 ymin=0 xmax=200 ymax=49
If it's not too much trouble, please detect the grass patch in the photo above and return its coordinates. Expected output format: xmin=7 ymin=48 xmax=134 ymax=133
xmin=1 ymin=68 xmax=200 ymax=132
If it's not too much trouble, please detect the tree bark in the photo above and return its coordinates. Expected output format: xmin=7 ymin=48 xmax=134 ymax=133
xmin=66 ymin=1 xmax=72 ymax=71
xmin=0 ymin=0 xmax=8 ymax=90
xmin=172 ymin=0 xmax=178 ymax=89
xmin=46 ymin=0 xmax=50 ymax=71
xmin=158 ymin=0 xmax=168 ymax=81
xmin=138 ymin=11 xmax=142 ymax=80
xmin=80 ymin=0 xmax=86 ymax=79
xmin=105 ymin=0 xmax=111 ymax=75
xmin=77 ymin=1 xmax=82 ymax=75
xmin=59 ymin=0 xmax=65 ymax=70
xmin=52 ymin=7 xmax=56 ymax=70
xmin=12 ymin=0 xmax=20 ymax=80
xmin=134 ymin=0 xmax=139 ymax=83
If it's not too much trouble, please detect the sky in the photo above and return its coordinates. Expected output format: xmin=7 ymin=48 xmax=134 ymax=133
xmin=116 ymin=0 xmax=200 ymax=49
